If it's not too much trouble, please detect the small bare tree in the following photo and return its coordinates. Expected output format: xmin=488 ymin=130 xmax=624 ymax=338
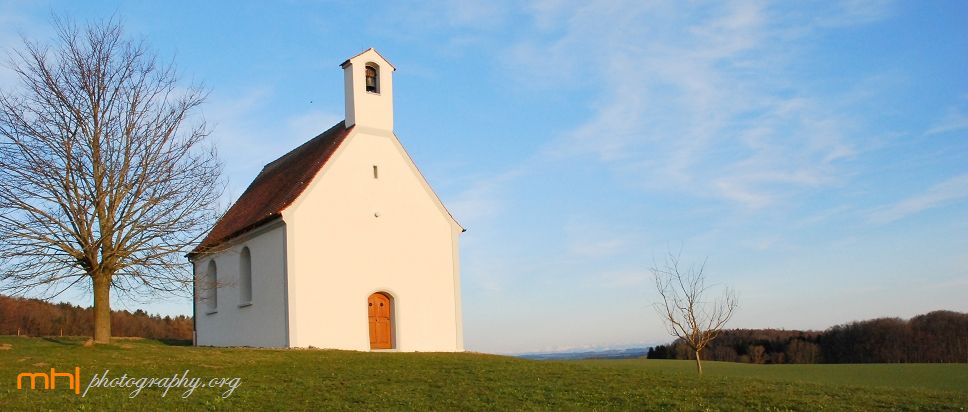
xmin=652 ymin=251 xmax=737 ymax=375
xmin=0 ymin=18 xmax=222 ymax=343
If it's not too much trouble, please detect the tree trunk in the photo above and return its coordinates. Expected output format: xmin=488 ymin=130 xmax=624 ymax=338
xmin=695 ymin=350 xmax=703 ymax=375
xmin=92 ymin=274 xmax=112 ymax=343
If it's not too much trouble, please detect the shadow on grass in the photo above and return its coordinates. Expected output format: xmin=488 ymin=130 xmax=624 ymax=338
xmin=157 ymin=338 xmax=192 ymax=346
xmin=41 ymin=336 xmax=86 ymax=346
xmin=29 ymin=336 xmax=192 ymax=347
xmin=111 ymin=337 xmax=193 ymax=346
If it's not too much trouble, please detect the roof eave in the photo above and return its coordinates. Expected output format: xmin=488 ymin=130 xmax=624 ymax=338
xmin=339 ymin=48 xmax=397 ymax=70
xmin=187 ymin=214 xmax=283 ymax=260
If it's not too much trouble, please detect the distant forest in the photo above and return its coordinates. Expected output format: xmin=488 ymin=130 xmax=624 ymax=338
xmin=0 ymin=295 xmax=192 ymax=340
xmin=648 ymin=310 xmax=968 ymax=363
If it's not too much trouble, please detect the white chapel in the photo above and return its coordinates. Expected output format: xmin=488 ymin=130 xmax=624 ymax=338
xmin=189 ymin=49 xmax=464 ymax=351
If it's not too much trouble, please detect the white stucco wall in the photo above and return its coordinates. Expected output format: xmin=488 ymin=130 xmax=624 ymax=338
xmin=194 ymin=222 xmax=289 ymax=347
xmin=343 ymin=50 xmax=394 ymax=131
xmin=283 ymin=127 xmax=463 ymax=351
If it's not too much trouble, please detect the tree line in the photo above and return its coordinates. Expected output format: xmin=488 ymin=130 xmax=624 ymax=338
xmin=648 ymin=310 xmax=968 ymax=363
xmin=0 ymin=294 xmax=192 ymax=340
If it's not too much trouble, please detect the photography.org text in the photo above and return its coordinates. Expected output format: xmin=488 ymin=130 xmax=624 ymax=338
xmin=82 ymin=369 xmax=240 ymax=398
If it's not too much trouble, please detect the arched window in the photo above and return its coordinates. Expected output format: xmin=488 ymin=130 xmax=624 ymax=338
xmin=239 ymin=247 xmax=252 ymax=305
xmin=205 ymin=260 xmax=217 ymax=311
xmin=365 ymin=63 xmax=379 ymax=93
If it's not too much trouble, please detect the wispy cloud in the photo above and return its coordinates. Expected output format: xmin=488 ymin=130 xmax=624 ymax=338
xmin=0 ymin=7 xmax=48 ymax=90
xmin=812 ymin=0 xmax=896 ymax=27
xmin=564 ymin=219 xmax=637 ymax=258
xmin=868 ymin=174 xmax=968 ymax=224
xmin=511 ymin=2 xmax=886 ymax=210
xmin=569 ymin=237 xmax=629 ymax=258
xmin=286 ymin=110 xmax=341 ymax=142
xmin=205 ymin=88 xmax=341 ymax=202
xmin=446 ymin=169 xmax=522 ymax=225
xmin=925 ymin=105 xmax=968 ymax=136
xmin=595 ymin=269 xmax=652 ymax=288
xmin=387 ymin=0 xmax=510 ymax=31
xmin=374 ymin=0 xmax=512 ymax=52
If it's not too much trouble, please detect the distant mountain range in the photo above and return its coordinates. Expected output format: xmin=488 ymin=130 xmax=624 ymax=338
xmin=516 ymin=347 xmax=650 ymax=361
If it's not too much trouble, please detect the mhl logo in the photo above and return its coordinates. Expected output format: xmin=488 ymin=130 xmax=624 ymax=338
xmin=16 ymin=367 xmax=81 ymax=395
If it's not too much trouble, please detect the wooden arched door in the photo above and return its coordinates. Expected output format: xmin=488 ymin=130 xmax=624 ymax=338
xmin=368 ymin=292 xmax=393 ymax=349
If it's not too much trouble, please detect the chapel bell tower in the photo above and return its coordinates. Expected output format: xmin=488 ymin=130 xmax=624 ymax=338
xmin=341 ymin=48 xmax=395 ymax=131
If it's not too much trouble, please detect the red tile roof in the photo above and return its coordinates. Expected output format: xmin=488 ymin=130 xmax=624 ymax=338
xmin=191 ymin=121 xmax=352 ymax=256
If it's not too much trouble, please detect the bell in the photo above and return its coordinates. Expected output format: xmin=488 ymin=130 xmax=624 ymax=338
xmin=365 ymin=67 xmax=377 ymax=92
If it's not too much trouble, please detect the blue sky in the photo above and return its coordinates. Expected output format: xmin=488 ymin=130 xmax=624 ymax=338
xmin=1 ymin=1 xmax=966 ymax=354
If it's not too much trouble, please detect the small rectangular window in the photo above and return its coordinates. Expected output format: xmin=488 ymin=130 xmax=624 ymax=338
xmin=373 ymin=165 xmax=379 ymax=179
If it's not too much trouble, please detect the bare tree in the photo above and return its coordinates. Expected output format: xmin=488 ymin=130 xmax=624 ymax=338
xmin=0 ymin=18 xmax=222 ymax=343
xmin=652 ymin=251 xmax=737 ymax=375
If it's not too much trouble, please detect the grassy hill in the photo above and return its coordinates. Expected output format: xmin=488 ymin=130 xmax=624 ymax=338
xmin=1 ymin=336 xmax=965 ymax=411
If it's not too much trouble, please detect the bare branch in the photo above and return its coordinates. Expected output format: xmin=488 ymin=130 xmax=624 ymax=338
xmin=652 ymin=251 xmax=738 ymax=375
xmin=0 ymin=17 xmax=224 ymax=342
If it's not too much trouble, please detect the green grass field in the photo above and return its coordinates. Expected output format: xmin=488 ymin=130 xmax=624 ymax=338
xmin=1 ymin=336 xmax=965 ymax=411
